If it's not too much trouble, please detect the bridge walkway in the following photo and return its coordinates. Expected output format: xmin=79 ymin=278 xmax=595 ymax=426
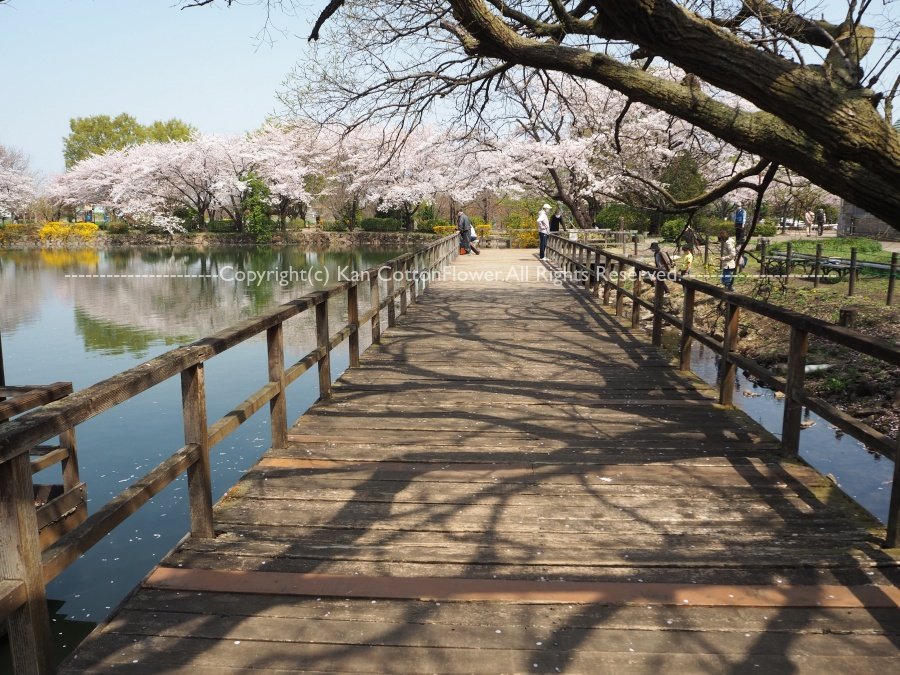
xmin=62 ymin=249 xmax=900 ymax=673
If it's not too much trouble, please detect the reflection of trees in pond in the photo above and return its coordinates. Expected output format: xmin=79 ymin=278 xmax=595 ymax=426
xmin=66 ymin=246 xmax=402 ymax=349
xmin=1 ymin=246 xmax=402 ymax=359
xmin=74 ymin=308 xmax=189 ymax=357
xmin=0 ymin=253 xmax=47 ymax=334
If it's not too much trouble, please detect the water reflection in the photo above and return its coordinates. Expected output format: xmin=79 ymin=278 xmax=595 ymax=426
xmin=694 ymin=343 xmax=893 ymax=523
xmin=0 ymin=244 xmax=404 ymax=669
xmin=2 ymin=247 xmax=400 ymax=357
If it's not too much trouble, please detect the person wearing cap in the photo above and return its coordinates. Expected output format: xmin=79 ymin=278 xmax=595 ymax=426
xmin=457 ymin=210 xmax=480 ymax=255
xmin=648 ymin=242 xmax=671 ymax=294
xmin=537 ymin=203 xmax=551 ymax=260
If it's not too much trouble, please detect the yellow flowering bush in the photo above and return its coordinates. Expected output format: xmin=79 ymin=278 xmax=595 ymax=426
xmin=512 ymin=230 xmax=539 ymax=248
xmin=38 ymin=221 xmax=99 ymax=243
xmin=0 ymin=223 xmax=27 ymax=245
xmin=475 ymin=224 xmax=492 ymax=239
xmin=432 ymin=225 xmax=457 ymax=236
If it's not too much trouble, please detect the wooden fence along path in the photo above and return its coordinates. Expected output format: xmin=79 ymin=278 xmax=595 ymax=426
xmin=49 ymin=247 xmax=899 ymax=673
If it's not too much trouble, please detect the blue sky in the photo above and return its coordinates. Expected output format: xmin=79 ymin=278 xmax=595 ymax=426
xmin=0 ymin=1 xmax=311 ymax=177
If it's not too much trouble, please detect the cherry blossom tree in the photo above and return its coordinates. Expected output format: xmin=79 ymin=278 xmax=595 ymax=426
xmin=250 ymin=122 xmax=320 ymax=228
xmin=187 ymin=0 xmax=900 ymax=233
xmin=0 ymin=145 xmax=36 ymax=220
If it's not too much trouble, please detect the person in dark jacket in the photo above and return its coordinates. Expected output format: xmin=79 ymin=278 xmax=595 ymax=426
xmin=648 ymin=242 xmax=671 ymax=294
xmin=457 ymin=210 xmax=480 ymax=255
xmin=549 ymin=206 xmax=563 ymax=233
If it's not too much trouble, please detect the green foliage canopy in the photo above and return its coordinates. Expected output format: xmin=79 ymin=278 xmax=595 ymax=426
xmin=63 ymin=114 xmax=196 ymax=168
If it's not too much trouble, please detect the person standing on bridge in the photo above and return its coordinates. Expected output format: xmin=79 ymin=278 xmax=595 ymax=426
xmin=537 ymin=203 xmax=551 ymax=260
xmin=549 ymin=205 xmax=563 ymax=233
xmin=457 ymin=210 xmax=480 ymax=255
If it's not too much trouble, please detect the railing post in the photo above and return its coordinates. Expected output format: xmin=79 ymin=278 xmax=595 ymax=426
xmin=602 ymin=254 xmax=613 ymax=305
xmin=785 ymin=241 xmax=793 ymax=287
xmin=719 ymin=300 xmax=740 ymax=407
xmin=781 ymin=326 xmax=808 ymax=456
xmin=0 ymin=453 xmax=53 ymax=675
xmin=411 ymin=253 xmax=420 ymax=303
xmin=615 ymin=262 xmax=626 ymax=317
xmin=886 ymin=433 xmax=900 ymax=547
xmin=370 ymin=270 xmax=382 ymax=344
xmin=652 ymin=280 xmax=665 ymax=346
xmin=399 ymin=259 xmax=409 ymax=317
xmin=592 ymin=250 xmax=602 ymax=296
xmin=386 ymin=264 xmax=397 ymax=327
xmin=631 ymin=268 xmax=643 ymax=329
xmin=316 ymin=297 xmax=332 ymax=399
xmin=348 ymin=283 xmax=360 ymax=368
xmin=813 ymin=243 xmax=822 ymax=288
xmin=679 ymin=287 xmax=695 ymax=371
xmin=583 ymin=247 xmax=592 ymax=292
xmin=267 ymin=323 xmax=288 ymax=449
xmin=59 ymin=426 xmax=80 ymax=491
xmin=181 ymin=363 xmax=214 ymax=539
xmin=848 ymin=247 xmax=857 ymax=297
xmin=888 ymin=252 xmax=898 ymax=306
xmin=759 ymin=240 xmax=767 ymax=277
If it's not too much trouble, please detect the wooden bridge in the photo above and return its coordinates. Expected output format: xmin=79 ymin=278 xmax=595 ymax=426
xmin=2 ymin=235 xmax=899 ymax=673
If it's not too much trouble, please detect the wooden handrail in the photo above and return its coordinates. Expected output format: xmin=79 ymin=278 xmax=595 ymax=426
xmin=0 ymin=233 xmax=459 ymax=674
xmin=547 ymin=233 xmax=900 ymax=546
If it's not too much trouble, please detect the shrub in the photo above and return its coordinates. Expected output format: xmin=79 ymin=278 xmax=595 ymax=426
xmin=433 ymin=225 xmax=457 ymax=237
xmin=322 ymin=221 xmax=348 ymax=232
xmin=754 ymin=221 xmax=777 ymax=237
xmin=660 ymin=218 xmax=688 ymax=242
xmin=0 ymin=222 xmax=28 ymax=245
xmin=107 ymin=221 xmax=130 ymax=235
xmin=512 ymin=230 xmax=539 ymax=248
xmin=208 ymin=219 xmax=238 ymax=233
xmin=505 ymin=214 xmax=524 ymax=229
xmin=360 ymin=217 xmax=403 ymax=232
xmin=38 ymin=221 xmax=99 ymax=243
xmin=475 ymin=224 xmax=492 ymax=239
xmin=505 ymin=220 xmax=535 ymax=231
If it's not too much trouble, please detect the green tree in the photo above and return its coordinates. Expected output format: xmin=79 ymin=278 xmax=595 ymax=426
xmin=658 ymin=154 xmax=707 ymax=203
xmin=63 ymin=114 xmax=195 ymax=168
xmin=144 ymin=118 xmax=196 ymax=143
xmin=243 ymin=172 xmax=275 ymax=242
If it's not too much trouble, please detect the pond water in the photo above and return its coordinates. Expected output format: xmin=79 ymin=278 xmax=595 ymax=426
xmin=0 ymin=246 xmax=403 ymax=667
xmin=687 ymin=342 xmax=893 ymax=523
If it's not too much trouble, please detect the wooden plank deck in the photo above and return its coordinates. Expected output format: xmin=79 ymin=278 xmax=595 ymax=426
xmin=62 ymin=249 xmax=900 ymax=673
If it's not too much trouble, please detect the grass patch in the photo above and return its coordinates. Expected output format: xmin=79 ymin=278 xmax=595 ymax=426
xmin=768 ymin=237 xmax=893 ymax=263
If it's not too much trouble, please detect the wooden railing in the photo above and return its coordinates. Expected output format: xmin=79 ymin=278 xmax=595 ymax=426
xmin=547 ymin=234 xmax=900 ymax=548
xmin=0 ymin=234 xmax=459 ymax=674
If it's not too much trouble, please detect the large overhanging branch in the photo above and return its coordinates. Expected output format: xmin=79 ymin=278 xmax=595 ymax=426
xmin=622 ymin=157 xmax=771 ymax=214
xmin=439 ymin=0 xmax=900 ymax=229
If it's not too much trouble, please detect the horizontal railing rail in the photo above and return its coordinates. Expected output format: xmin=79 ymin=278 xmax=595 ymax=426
xmin=547 ymin=234 xmax=900 ymax=549
xmin=0 ymin=233 xmax=459 ymax=674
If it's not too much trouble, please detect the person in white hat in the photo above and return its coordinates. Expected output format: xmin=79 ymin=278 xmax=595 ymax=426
xmin=537 ymin=203 xmax=552 ymax=260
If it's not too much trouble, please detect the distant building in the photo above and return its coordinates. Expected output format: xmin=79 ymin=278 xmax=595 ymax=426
xmin=839 ymin=201 xmax=900 ymax=241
